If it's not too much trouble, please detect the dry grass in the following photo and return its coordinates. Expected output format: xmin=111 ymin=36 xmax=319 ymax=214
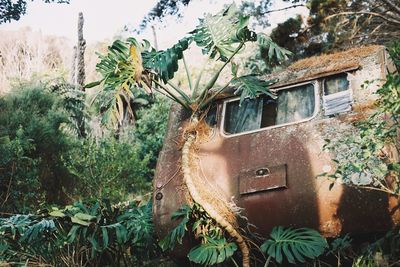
xmin=288 ymin=45 xmax=382 ymax=73
xmin=265 ymin=45 xmax=385 ymax=88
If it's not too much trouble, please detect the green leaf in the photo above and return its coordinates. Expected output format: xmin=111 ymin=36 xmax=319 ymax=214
xmin=0 ymin=135 xmax=10 ymax=145
xmin=142 ymin=37 xmax=191 ymax=83
xmin=84 ymin=80 xmax=102 ymax=89
xmin=101 ymin=227 xmax=109 ymax=249
xmin=71 ymin=213 xmax=95 ymax=226
xmin=159 ymin=205 xmax=192 ymax=251
xmin=74 ymin=212 xmax=96 ymax=221
xmin=191 ymin=4 xmax=255 ymax=61
xmin=188 ymin=236 xmax=237 ymax=265
xmin=231 ymin=74 xmax=276 ymax=105
xmin=258 ymin=33 xmax=292 ymax=62
xmin=19 ymin=219 xmax=55 ymax=243
xmin=261 ymin=226 xmax=327 ymax=264
xmin=49 ymin=210 xmax=65 ymax=218
xmin=231 ymin=62 xmax=238 ymax=77
xmin=71 ymin=217 xmax=90 ymax=226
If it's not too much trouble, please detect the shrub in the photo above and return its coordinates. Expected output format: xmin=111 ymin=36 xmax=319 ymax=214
xmin=64 ymin=137 xmax=152 ymax=203
xmin=0 ymin=200 xmax=161 ymax=266
xmin=0 ymin=84 xmax=76 ymax=213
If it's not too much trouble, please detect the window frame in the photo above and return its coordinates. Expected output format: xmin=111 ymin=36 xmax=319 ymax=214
xmin=220 ymin=80 xmax=320 ymax=138
xmin=322 ymin=72 xmax=350 ymax=96
xmin=322 ymin=73 xmax=353 ymax=116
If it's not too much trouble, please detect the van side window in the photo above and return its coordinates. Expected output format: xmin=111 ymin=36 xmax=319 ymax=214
xmin=323 ymin=73 xmax=352 ymax=116
xmin=223 ymin=83 xmax=315 ymax=135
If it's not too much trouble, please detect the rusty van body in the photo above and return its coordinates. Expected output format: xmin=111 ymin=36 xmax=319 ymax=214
xmin=153 ymin=45 xmax=400 ymax=254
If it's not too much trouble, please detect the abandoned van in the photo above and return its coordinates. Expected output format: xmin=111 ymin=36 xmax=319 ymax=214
xmin=153 ymin=45 xmax=400 ymax=253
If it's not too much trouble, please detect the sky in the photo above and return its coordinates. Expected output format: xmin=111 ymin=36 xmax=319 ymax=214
xmin=0 ymin=0 xmax=308 ymax=48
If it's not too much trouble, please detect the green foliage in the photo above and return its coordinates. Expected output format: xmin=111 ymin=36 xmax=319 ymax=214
xmin=231 ymin=74 xmax=277 ymax=104
xmin=131 ymin=97 xmax=170 ymax=174
xmin=191 ymin=4 xmax=256 ymax=61
xmin=188 ymin=236 xmax=237 ymax=265
xmin=159 ymin=204 xmax=191 ymax=251
xmin=65 ymin=95 xmax=169 ymax=203
xmin=261 ymin=226 xmax=327 ymax=264
xmin=0 ymin=84 xmax=75 ymax=212
xmin=258 ymin=33 xmax=292 ymax=63
xmin=328 ymin=234 xmax=352 ymax=255
xmin=0 ymin=0 xmax=70 ymax=24
xmin=138 ymin=0 xmax=191 ymax=30
xmin=0 ymin=78 xmax=167 ymax=212
xmin=50 ymin=81 xmax=87 ymax=137
xmin=91 ymin=4 xmax=287 ymax=128
xmin=142 ymin=37 xmax=192 ymax=83
xmin=323 ymin=42 xmax=400 ymax=196
xmin=242 ymin=33 xmax=293 ymax=75
xmin=389 ymin=42 xmax=400 ymax=71
xmin=347 ymin=228 xmax=400 ymax=266
xmin=63 ymin=137 xmax=152 ymax=203
xmin=160 ymin=204 xmax=239 ymax=266
xmin=0 ymin=201 xmax=159 ymax=266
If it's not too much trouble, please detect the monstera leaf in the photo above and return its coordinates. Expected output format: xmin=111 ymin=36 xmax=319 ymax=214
xmin=188 ymin=236 xmax=237 ymax=265
xmin=142 ymin=37 xmax=191 ymax=83
xmin=258 ymin=33 xmax=292 ymax=62
xmin=191 ymin=4 xmax=256 ymax=61
xmin=231 ymin=74 xmax=277 ymax=105
xmin=159 ymin=204 xmax=192 ymax=251
xmin=261 ymin=226 xmax=327 ymax=264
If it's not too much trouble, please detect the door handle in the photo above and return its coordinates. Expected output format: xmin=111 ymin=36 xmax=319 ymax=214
xmin=255 ymin=168 xmax=270 ymax=176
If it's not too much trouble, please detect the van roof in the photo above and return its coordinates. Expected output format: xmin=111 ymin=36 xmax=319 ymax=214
xmin=267 ymin=45 xmax=385 ymax=88
xmin=213 ymin=45 xmax=385 ymax=99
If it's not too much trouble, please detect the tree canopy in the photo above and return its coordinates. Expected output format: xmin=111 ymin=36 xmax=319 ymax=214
xmin=0 ymin=0 xmax=69 ymax=24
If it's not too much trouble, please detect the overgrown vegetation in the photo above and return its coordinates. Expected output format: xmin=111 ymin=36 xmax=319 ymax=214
xmin=0 ymin=200 xmax=160 ymax=266
xmin=0 ymin=83 xmax=76 ymax=212
xmin=90 ymin=4 xmax=293 ymax=266
xmin=0 ymin=78 xmax=170 ymax=265
xmin=2 ymin=1 xmax=400 ymax=266
xmin=323 ymin=43 xmax=400 ymax=197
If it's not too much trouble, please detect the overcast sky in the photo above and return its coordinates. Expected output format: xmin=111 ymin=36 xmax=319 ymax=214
xmin=0 ymin=0 xmax=308 ymax=48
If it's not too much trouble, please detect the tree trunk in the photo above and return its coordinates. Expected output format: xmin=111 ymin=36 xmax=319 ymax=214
xmin=76 ymin=12 xmax=86 ymax=137
xmin=181 ymin=118 xmax=250 ymax=267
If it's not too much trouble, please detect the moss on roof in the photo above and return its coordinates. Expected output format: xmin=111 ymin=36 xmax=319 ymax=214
xmin=268 ymin=45 xmax=384 ymax=88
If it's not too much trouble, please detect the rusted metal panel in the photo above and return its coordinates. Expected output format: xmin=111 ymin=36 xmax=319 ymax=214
xmin=239 ymin=164 xmax=287 ymax=194
xmin=153 ymin=45 xmax=400 ymax=260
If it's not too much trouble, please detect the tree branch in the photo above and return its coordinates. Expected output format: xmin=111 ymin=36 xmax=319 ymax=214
xmin=381 ymin=0 xmax=400 ymax=16
xmin=261 ymin=4 xmax=305 ymax=15
xmin=325 ymin=11 xmax=400 ymax=26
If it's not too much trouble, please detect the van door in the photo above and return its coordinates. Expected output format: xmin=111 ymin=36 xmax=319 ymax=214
xmin=218 ymin=81 xmax=323 ymax=234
